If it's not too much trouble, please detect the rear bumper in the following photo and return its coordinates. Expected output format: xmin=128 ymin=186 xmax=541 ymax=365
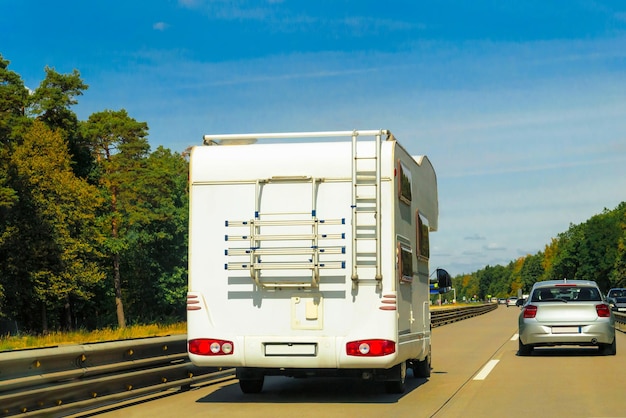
xmin=189 ymin=334 xmax=428 ymax=369
xmin=189 ymin=335 xmax=397 ymax=368
xmin=519 ymin=321 xmax=615 ymax=346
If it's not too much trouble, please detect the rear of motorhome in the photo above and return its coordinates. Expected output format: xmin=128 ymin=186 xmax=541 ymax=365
xmin=187 ymin=130 xmax=450 ymax=393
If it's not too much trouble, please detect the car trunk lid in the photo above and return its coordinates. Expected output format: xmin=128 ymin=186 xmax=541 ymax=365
xmin=534 ymin=302 xmax=599 ymax=323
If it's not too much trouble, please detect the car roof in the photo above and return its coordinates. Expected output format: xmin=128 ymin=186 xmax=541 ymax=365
xmin=530 ymin=280 xmax=599 ymax=289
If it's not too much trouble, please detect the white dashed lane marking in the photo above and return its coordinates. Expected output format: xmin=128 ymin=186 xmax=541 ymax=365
xmin=473 ymin=359 xmax=500 ymax=381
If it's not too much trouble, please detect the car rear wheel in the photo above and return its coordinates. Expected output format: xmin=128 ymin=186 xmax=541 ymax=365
xmin=599 ymin=338 xmax=616 ymax=356
xmin=518 ymin=338 xmax=533 ymax=356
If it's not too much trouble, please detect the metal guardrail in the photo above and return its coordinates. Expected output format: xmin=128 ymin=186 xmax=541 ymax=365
xmin=0 ymin=335 xmax=231 ymax=417
xmin=431 ymin=303 xmax=498 ymax=327
xmin=0 ymin=305 xmax=497 ymax=417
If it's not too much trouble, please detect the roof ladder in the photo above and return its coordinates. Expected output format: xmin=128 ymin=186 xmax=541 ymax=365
xmin=351 ymin=131 xmax=382 ymax=288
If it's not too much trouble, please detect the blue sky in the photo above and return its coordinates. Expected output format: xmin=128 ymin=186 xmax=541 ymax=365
xmin=3 ymin=0 xmax=626 ymax=277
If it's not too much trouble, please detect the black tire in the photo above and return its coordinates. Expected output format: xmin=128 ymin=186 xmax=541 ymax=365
xmin=518 ymin=338 xmax=533 ymax=356
xmin=412 ymin=346 xmax=431 ymax=378
xmin=239 ymin=376 xmax=264 ymax=393
xmin=600 ymin=338 xmax=617 ymax=356
xmin=384 ymin=362 xmax=407 ymax=394
xmin=412 ymin=356 xmax=431 ymax=378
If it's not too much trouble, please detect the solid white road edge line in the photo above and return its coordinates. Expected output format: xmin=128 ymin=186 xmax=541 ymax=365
xmin=473 ymin=359 xmax=500 ymax=381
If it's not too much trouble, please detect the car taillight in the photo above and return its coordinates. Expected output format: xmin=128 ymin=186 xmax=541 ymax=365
xmin=596 ymin=304 xmax=611 ymax=318
xmin=188 ymin=338 xmax=234 ymax=355
xmin=523 ymin=305 xmax=538 ymax=318
xmin=346 ymin=339 xmax=395 ymax=356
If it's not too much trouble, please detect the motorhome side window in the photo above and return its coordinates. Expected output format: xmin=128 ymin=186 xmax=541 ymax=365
xmin=398 ymin=243 xmax=413 ymax=283
xmin=416 ymin=211 xmax=430 ymax=260
xmin=398 ymin=160 xmax=412 ymax=205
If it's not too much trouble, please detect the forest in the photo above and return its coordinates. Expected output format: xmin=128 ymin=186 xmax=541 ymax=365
xmin=2 ymin=53 xmax=625 ymax=334
xmin=0 ymin=54 xmax=188 ymax=333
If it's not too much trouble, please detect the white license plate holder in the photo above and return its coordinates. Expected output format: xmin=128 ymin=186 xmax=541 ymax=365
xmin=551 ymin=326 xmax=581 ymax=334
xmin=264 ymin=343 xmax=317 ymax=356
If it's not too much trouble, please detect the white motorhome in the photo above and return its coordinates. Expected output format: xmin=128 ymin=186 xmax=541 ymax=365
xmin=187 ymin=130 xmax=450 ymax=393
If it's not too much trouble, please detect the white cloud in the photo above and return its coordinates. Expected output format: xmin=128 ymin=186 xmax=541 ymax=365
xmin=465 ymin=234 xmax=486 ymax=241
xmin=153 ymin=22 xmax=169 ymax=31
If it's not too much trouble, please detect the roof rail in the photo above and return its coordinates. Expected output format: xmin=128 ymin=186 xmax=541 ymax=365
xmin=203 ymin=129 xmax=392 ymax=145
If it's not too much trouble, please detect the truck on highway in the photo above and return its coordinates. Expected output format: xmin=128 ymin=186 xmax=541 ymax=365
xmin=186 ymin=129 xmax=451 ymax=393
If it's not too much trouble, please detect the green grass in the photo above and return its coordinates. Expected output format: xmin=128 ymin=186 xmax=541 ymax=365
xmin=0 ymin=322 xmax=187 ymax=351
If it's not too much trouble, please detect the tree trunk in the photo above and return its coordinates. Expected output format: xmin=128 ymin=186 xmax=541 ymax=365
xmin=111 ymin=187 xmax=126 ymax=329
xmin=41 ymin=302 xmax=48 ymax=335
xmin=64 ymin=294 xmax=72 ymax=331
xmin=113 ymin=252 xmax=126 ymax=328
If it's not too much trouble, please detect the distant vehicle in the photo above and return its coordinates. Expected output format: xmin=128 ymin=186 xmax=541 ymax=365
xmin=498 ymin=298 xmax=507 ymax=305
xmin=506 ymin=297 xmax=518 ymax=307
xmin=518 ymin=280 xmax=616 ymax=356
xmin=515 ymin=297 xmax=526 ymax=307
xmin=606 ymin=288 xmax=626 ymax=312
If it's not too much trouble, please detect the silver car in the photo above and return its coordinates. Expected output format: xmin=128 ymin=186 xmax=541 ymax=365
xmin=518 ymin=280 xmax=616 ymax=356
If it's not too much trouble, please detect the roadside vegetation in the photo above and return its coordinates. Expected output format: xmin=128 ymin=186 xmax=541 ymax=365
xmin=0 ymin=322 xmax=186 ymax=351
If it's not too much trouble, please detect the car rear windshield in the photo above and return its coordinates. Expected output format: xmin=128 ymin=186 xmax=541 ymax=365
xmin=530 ymin=286 xmax=601 ymax=302
xmin=609 ymin=289 xmax=626 ymax=298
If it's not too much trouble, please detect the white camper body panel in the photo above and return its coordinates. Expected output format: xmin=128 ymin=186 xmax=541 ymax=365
xmin=187 ymin=130 xmax=438 ymax=375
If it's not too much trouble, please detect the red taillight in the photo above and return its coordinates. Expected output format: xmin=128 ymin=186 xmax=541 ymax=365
xmin=346 ymin=339 xmax=395 ymax=356
xmin=188 ymin=338 xmax=234 ymax=356
xmin=523 ymin=305 xmax=538 ymax=318
xmin=596 ymin=304 xmax=611 ymax=318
